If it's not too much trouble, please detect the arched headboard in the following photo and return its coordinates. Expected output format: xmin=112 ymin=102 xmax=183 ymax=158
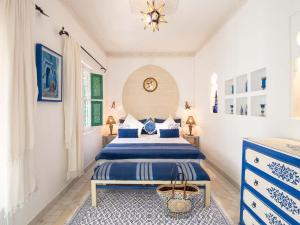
xmin=122 ymin=65 xmax=179 ymax=119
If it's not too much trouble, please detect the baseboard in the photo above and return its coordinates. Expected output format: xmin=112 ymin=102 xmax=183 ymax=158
xmin=84 ymin=159 xmax=96 ymax=172
xmin=28 ymin=177 xmax=78 ymax=225
xmin=205 ymin=159 xmax=240 ymax=190
xmin=28 ymin=160 xmax=95 ymax=225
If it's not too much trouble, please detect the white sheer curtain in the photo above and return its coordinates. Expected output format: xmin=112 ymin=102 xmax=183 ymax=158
xmin=0 ymin=0 xmax=37 ymax=224
xmin=63 ymin=37 xmax=84 ymax=180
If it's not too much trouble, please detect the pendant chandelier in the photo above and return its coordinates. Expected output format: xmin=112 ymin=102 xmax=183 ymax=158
xmin=141 ymin=1 xmax=167 ymax=32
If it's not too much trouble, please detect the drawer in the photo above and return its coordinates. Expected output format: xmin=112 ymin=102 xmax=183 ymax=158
xmin=243 ymin=209 xmax=260 ymax=225
xmin=243 ymin=188 xmax=290 ymax=225
xmin=245 ymin=169 xmax=300 ymax=222
xmin=245 ymin=148 xmax=300 ymax=191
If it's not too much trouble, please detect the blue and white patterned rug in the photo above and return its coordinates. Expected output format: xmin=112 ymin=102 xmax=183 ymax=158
xmin=67 ymin=190 xmax=231 ymax=225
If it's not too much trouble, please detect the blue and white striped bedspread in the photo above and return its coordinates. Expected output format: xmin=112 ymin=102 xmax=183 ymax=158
xmin=91 ymin=162 xmax=210 ymax=181
xmin=95 ymin=143 xmax=205 ymax=161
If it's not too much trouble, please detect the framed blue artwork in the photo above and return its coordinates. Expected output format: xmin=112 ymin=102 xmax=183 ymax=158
xmin=36 ymin=44 xmax=62 ymax=102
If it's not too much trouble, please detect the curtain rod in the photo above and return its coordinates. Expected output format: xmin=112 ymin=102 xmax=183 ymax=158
xmin=35 ymin=4 xmax=107 ymax=73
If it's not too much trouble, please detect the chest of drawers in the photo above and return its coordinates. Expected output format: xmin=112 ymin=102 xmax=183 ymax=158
xmin=240 ymin=138 xmax=300 ymax=225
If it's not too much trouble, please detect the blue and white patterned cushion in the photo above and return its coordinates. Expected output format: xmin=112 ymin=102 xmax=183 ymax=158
xmin=118 ymin=123 xmax=130 ymax=129
xmin=143 ymin=119 xmax=157 ymax=135
xmin=168 ymin=123 xmax=180 ymax=129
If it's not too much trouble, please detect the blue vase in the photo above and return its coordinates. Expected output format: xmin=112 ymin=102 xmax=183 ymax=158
xmin=213 ymin=105 xmax=218 ymax=113
xmin=213 ymin=91 xmax=218 ymax=113
xmin=261 ymin=77 xmax=266 ymax=90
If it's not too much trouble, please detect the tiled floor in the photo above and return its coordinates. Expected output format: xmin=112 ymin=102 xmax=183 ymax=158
xmin=33 ymin=161 xmax=240 ymax=225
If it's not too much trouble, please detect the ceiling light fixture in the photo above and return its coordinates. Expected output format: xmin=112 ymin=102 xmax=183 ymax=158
xmin=141 ymin=1 xmax=167 ymax=32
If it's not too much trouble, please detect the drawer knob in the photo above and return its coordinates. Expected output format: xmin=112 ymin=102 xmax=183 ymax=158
xmin=254 ymin=180 xmax=259 ymax=186
xmin=254 ymin=157 xmax=259 ymax=163
xmin=251 ymin=202 xmax=256 ymax=208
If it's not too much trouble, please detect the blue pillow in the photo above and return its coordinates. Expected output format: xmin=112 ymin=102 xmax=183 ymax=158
xmin=119 ymin=119 xmax=147 ymax=124
xmin=118 ymin=129 xmax=138 ymax=138
xmin=159 ymin=129 xmax=179 ymax=138
xmin=143 ymin=119 xmax=157 ymax=135
xmin=154 ymin=118 xmax=165 ymax=123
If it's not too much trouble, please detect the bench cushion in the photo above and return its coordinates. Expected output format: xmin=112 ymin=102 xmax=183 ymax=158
xmin=91 ymin=162 xmax=210 ymax=181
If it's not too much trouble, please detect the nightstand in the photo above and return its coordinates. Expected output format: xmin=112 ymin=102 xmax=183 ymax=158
xmin=182 ymin=134 xmax=200 ymax=149
xmin=102 ymin=134 xmax=117 ymax=147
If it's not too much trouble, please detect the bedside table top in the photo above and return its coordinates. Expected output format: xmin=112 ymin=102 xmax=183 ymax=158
xmin=182 ymin=134 xmax=199 ymax=138
xmin=103 ymin=134 xmax=117 ymax=138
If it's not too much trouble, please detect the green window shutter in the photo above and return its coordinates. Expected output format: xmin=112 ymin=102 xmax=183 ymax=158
xmin=91 ymin=73 xmax=103 ymax=99
xmin=91 ymin=101 xmax=103 ymax=126
xmin=90 ymin=73 xmax=103 ymax=126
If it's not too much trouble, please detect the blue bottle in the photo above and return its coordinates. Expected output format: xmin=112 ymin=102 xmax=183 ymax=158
xmin=261 ymin=77 xmax=266 ymax=90
xmin=213 ymin=91 xmax=218 ymax=113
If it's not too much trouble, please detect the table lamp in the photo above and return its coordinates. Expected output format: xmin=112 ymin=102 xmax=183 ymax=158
xmin=106 ymin=116 xmax=116 ymax=135
xmin=186 ymin=116 xmax=196 ymax=136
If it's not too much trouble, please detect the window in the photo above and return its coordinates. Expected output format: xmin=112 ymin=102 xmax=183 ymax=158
xmin=82 ymin=64 xmax=92 ymax=129
xmin=90 ymin=74 xmax=103 ymax=126
xmin=82 ymin=63 xmax=103 ymax=129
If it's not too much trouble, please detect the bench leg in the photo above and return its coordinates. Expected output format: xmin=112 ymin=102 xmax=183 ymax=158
xmin=205 ymin=182 xmax=211 ymax=207
xmin=91 ymin=181 xmax=97 ymax=207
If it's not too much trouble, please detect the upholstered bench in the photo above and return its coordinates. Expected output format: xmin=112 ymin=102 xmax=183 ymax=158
xmin=91 ymin=162 xmax=211 ymax=207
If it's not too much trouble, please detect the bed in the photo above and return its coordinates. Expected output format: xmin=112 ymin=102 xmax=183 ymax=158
xmin=95 ymin=135 xmax=206 ymax=164
xmin=91 ymin=118 xmax=211 ymax=208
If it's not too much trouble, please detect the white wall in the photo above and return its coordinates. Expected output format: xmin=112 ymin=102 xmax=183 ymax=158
xmin=106 ymin=56 xmax=196 ymax=132
xmin=194 ymin=0 xmax=300 ymax=184
xmin=14 ymin=1 xmax=106 ymax=224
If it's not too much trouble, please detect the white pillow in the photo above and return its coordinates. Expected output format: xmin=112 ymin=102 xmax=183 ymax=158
xmin=123 ymin=114 xmax=144 ymax=137
xmin=164 ymin=115 xmax=178 ymax=127
xmin=156 ymin=115 xmax=181 ymax=137
xmin=169 ymin=123 xmax=180 ymax=129
xmin=164 ymin=115 xmax=174 ymax=125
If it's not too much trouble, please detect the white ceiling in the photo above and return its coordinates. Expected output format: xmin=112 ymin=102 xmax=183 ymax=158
xmin=64 ymin=0 xmax=243 ymax=55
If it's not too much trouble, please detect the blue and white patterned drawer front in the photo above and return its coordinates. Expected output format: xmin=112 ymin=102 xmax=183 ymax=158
xmin=243 ymin=189 xmax=290 ymax=225
xmin=245 ymin=148 xmax=300 ymax=191
xmin=245 ymin=169 xmax=300 ymax=222
xmin=242 ymin=209 xmax=260 ymax=225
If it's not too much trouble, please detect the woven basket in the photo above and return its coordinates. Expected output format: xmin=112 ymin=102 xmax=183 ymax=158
xmin=157 ymin=183 xmax=199 ymax=214
xmin=156 ymin=166 xmax=200 ymax=218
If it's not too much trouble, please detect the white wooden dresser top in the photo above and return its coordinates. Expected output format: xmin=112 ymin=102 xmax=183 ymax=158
xmin=245 ymin=138 xmax=300 ymax=158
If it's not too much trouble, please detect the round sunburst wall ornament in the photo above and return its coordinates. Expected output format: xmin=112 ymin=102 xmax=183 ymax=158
xmin=141 ymin=1 xmax=167 ymax=32
xmin=143 ymin=77 xmax=158 ymax=92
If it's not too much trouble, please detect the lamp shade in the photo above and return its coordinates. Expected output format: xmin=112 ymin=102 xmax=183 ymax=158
xmin=186 ymin=116 xmax=196 ymax=125
xmin=106 ymin=116 xmax=116 ymax=125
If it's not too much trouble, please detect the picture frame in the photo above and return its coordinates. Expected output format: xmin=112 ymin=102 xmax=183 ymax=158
xmin=36 ymin=43 xmax=63 ymax=102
